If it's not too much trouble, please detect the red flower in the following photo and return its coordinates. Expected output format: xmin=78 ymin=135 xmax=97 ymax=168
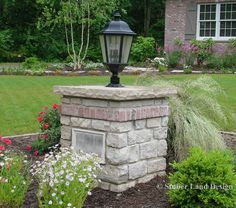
xmin=41 ymin=134 xmax=49 ymax=139
xmin=3 ymin=138 xmax=12 ymax=145
xmin=38 ymin=112 xmax=43 ymax=115
xmin=44 ymin=106 xmax=48 ymax=110
xmin=26 ymin=144 xmax=31 ymax=151
xmin=38 ymin=117 xmax=43 ymax=122
xmin=0 ymin=146 xmax=5 ymax=151
xmin=52 ymin=104 xmax=59 ymax=109
xmin=34 ymin=150 xmax=39 ymax=156
xmin=44 ymin=123 xmax=49 ymax=129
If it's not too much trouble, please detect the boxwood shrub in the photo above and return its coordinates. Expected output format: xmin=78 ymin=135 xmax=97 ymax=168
xmin=168 ymin=147 xmax=236 ymax=208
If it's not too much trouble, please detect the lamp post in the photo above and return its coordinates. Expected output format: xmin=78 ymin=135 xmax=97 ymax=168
xmin=99 ymin=10 xmax=136 ymax=87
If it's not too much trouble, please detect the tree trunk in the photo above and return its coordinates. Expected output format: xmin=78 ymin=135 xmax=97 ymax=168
xmin=144 ymin=0 xmax=151 ymax=36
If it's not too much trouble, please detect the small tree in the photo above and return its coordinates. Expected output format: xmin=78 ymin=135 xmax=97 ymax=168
xmin=37 ymin=0 xmax=117 ymax=70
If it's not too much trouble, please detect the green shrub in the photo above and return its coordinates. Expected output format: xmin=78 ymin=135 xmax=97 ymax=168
xmin=0 ymin=146 xmax=31 ymax=207
xmin=31 ymin=147 xmax=101 ymax=208
xmin=131 ymin=36 xmax=156 ymax=62
xmin=168 ymin=147 xmax=236 ymax=208
xmin=85 ymin=46 xmax=103 ymax=62
xmin=190 ymin=38 xmax=215 ymax=66
xmin=30 ymin=104 xmax=61 ymax=155
xmin=84 ymin=62 xmax=104 ymax=70
xmin=222 ymin=54 xmax=236 ymax=68
xmin=166 ymin=51 xmax=182 ymax=68
xmin=183 ymin=66 xmax=192 ymax=74
xmin=159 ymin=64 xmax=168 ymax=72
xmin=22 ymin=57 xmax=47 ymax=71
xmin=206 ymin=55 xmax=223 ymax=70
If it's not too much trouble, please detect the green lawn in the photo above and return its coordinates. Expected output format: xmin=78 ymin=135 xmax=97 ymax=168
xmin=0 ymin=74 xmax=235 ymax=136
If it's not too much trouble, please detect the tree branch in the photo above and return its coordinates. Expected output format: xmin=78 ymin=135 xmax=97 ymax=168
xmin=82 ymin=2 xmax=90 ymax=62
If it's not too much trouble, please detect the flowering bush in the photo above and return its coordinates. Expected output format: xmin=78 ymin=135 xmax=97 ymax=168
xmin=0 ymin=137 xmax=31 ymax=207
xmin=190 ymin=38 xmax=215 ymax=66
xmin=29 ymin=104 xmax=61 ymax=155
xmin=182 ymin=43 xmax=198 ymax=67
xmin=152 ymin=57 xmax=168 ymax=72
xmin=31 ymin=146 xmax=101 ymax=208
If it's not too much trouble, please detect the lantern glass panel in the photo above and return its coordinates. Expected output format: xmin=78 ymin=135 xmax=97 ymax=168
xmin=107 ymin=35 xmax=121 ymax=64
xmin=121 ymin=36 xmax=133 ymax=64
xmin=99 ymin=35 xmax=107 ymax=63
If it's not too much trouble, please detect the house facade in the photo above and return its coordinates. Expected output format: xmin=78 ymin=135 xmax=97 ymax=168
xmin=164 ymin=0 xmax=236 ymax=50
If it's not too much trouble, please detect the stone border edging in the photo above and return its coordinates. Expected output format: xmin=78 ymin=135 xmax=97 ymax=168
xmin=3 ymin=133 xmax=40 ymax=140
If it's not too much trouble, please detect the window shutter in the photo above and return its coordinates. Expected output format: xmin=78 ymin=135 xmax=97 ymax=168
xmin=185 ymin=2 xmax=197 ymax=41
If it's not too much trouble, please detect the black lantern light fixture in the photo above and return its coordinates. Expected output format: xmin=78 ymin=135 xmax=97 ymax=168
xmin=99 ymin=10 xmax=136 ymax=87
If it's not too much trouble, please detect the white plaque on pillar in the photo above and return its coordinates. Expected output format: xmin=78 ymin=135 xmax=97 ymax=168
xmin=72 ymin=128 xmax=105 ymax=163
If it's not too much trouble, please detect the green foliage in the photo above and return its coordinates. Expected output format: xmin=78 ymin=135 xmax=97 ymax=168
xmin=222 ymin=54 xmax=236 ymax=68
xmin=229 ymin=38 xmax=236 ymax=48
xmin=183 ymin=67 xmax=192 ymax=74
xmin=22 ymin=57 xmax=47 ymax=71
xmin=86 ymin=45 xmax=103 ymax=62
xmin=0 ymin=150 xmax=31 ymax=207
xmin=136 ymin=75 xmax=227 ymax=161
xmin=207 ymin=55 xmax=223 ymax=70
xmin=84 ymin=62 xmax=104 ymax=70
xmin=168 ymin=147 xmax=236 ymax=208
xmin=174 ymin=37 xmax=184 ymax=47
xmin=0 ymin=0 xmax=167 ymax=62
xmin=37 ymin=0 xmax=118 ymax=69
xmin=31 ymin=104 xmax=61 ymax=155
xmin=158 ymin=64 xmax=168 ymax=72
xmin=190 ymin=38 xmax=215 ymax=66
xmin=166 ymin=51 xmax=182 ymax=68
xmin=31 ymin=147 xmax=101 ymax=208
xmin=0 ymin=29 xmax=13 ymax=52
xmin=131 ymin=36 xmax=156 ymax=62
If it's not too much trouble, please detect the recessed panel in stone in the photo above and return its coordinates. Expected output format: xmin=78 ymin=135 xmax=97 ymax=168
xmin=72 ymin=128 xmax=105 ymax=163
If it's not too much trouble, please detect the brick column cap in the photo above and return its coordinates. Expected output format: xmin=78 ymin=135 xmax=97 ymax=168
xmin=54 ymin=85 xmax=177 ymax=101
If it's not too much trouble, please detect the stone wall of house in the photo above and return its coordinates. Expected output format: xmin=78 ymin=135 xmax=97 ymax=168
xmin=55 ymin=86 xmax=177 ymax=192
xmin=164 ymin=0 xmax=232 ymax=51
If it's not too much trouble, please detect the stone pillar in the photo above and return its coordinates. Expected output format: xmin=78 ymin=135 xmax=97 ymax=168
xmin=54 ymin=86 xmax=176 ymax=192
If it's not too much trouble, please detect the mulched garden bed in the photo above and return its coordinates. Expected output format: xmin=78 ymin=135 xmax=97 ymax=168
xmin=9 ymin=136 xmax=171 ymax=208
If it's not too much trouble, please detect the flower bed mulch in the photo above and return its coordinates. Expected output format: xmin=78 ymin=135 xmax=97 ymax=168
xmin=9 ymin=136 xmax=170 ymax=208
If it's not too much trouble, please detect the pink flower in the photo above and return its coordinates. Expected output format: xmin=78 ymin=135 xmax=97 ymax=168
xmin=26 ymin=144 xmax=31 ymax=151
xmin=52 ymin=104 xmax=59 ymax=109
xmin=34 ymin=150 xmax=39 ymax=156
xmin=44 ymin=123 xmax=49 ymax=129
xmin=183 ymin=43 xmax=190 ymax=53
xmin=0 ymin=146 xmax=5 ymax=151
xmin=3 ymin=138 xmax=12 ymax=145
xmin=38 ymin=117 xmax=43 ymax=122
xmin=42 ymin=134 xmax=49 ymax=139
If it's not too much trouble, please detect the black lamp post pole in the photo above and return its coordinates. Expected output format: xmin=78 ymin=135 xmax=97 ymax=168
xmin=106 ymin=64 xmax=122 ymax=87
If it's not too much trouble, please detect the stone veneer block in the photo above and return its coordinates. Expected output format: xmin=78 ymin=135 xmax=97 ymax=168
xmin=54 ymin=85 xmax=177 ymax=101
xmin=54 ymin=85 xmax=176 ymax=192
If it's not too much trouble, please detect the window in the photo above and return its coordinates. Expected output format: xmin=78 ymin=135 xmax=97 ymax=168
xmin=197 ymin=3 xmax=236 ymax=40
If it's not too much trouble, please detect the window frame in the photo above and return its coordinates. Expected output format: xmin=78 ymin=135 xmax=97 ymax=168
xmin=196 ymin=2 xmax=236 ymax=41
